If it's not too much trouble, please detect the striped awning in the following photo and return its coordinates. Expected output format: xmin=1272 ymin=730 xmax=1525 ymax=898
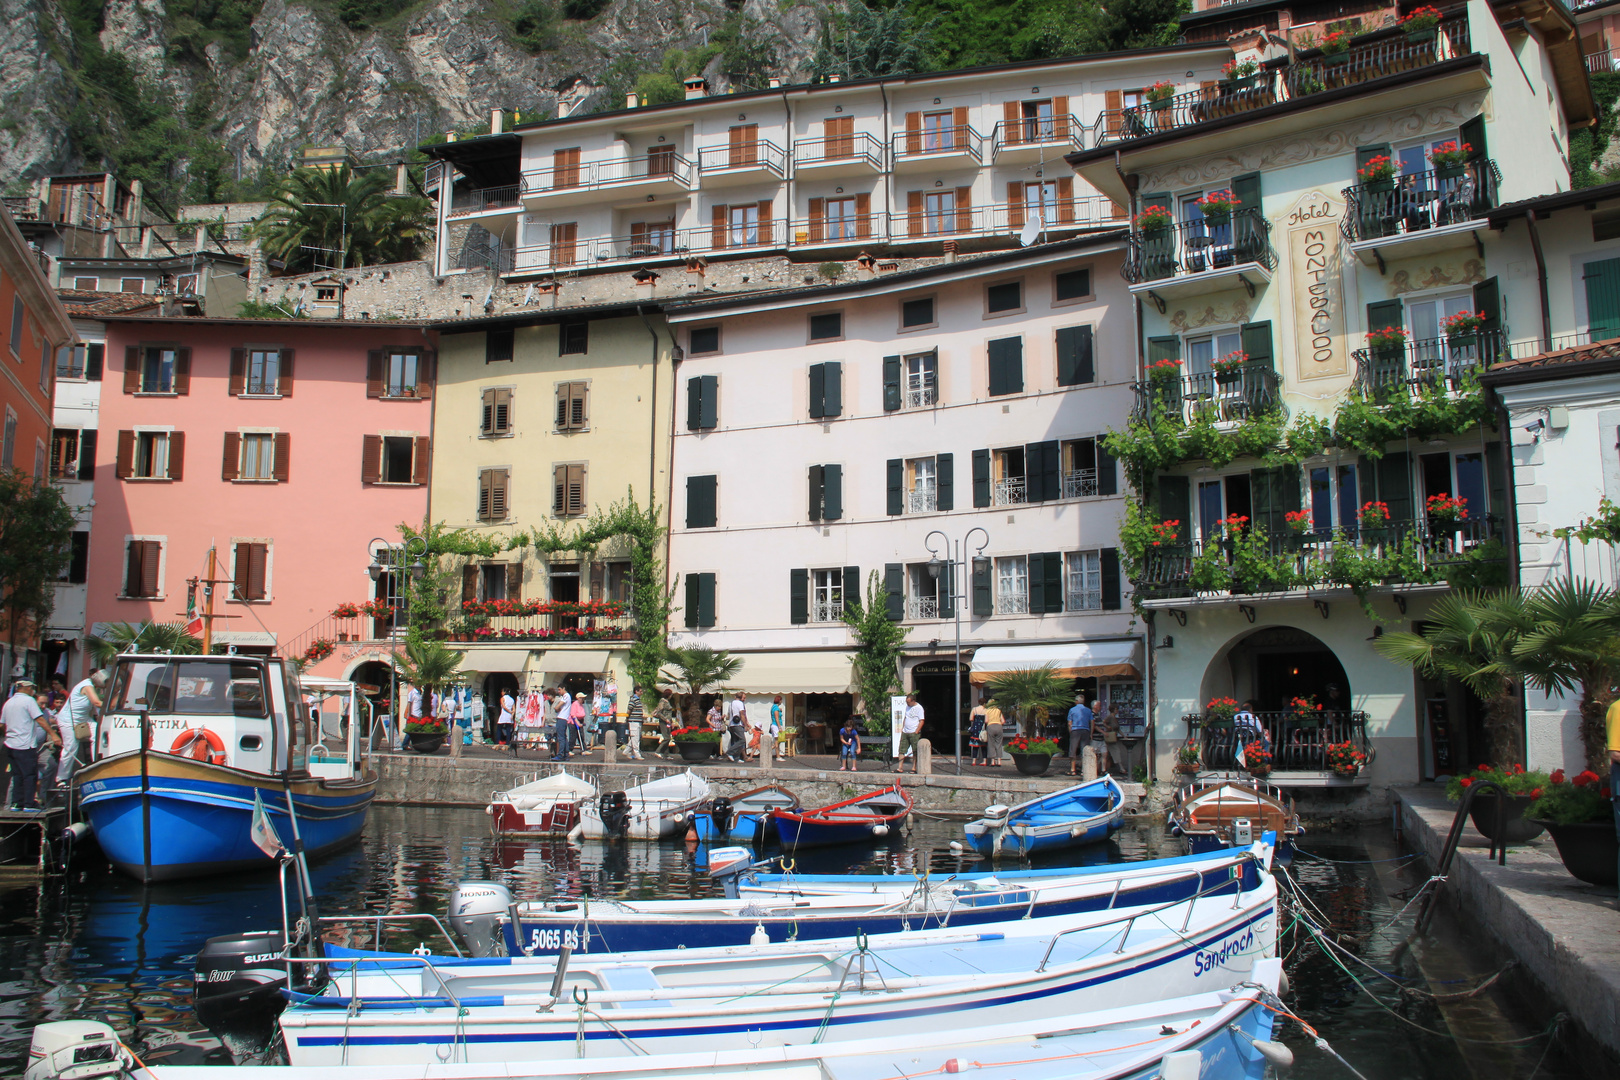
xmin=969 ymin=641 xmax=1141 ymax=684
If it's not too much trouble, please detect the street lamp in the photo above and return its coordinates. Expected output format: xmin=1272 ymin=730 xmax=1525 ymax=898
xmin=367 ymin=535 xmax=428 ymax=745
xmin=924 ymin=527 xmax=989 ymax=772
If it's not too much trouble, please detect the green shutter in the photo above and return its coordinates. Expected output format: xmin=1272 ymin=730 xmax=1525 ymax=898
xmin=686 ymin=474 xmax=717 ymax=529
xmin=886 ymin=458 xmax=903 ymax=516
xmin=1230 ymin=171 xmax=1261 ymax=212
xmin=988 ymin=337 xmax=1023 ymax=396
xmin=1028 ymin=552 xmax=1046 ymax=614
xmin=936 ymin=453 xmax=953 ymax=511
xmin=972 ymin=449 xmax=991 ymax=507
xmin=1056 ymin=325 xmax=1093 ymax=386
xmin=809 ymin=363 xmax=826 ymax=419
xmin=685 ymin=572 xmax=701 ymax=628
xmin=1584 ymin=258 xmax=1620 ymax=339
xmin=1366 ymin=299 xmax=1404 ymax=336
xmin=1039 ymin=552 xmax=1063 ymax=613
xmin=1473 ymin=277 xmax=1500 ymax=334
xmin=823 ymin=464 xmax=843 ymax=521
xmin=940 ymin=561 xmax=956 ymax=619
xmin=884 ymin=564 xmax=904 ymax=621
xmin=822 ymin=361 xmax=842 ymax=418
xmin=843 ymin=565 xmax=860 ymax=609
xmin=1485 ymin=440 xmax=1507 ymax=520
xmin=1459 ymin=114 xmax=1487 ymax=163
xmin=1250 ymin=466 xmax=1300 ymax=535
xmin=1027 ymin=440 xmax=1059 ymax=502
xmin=1376 ymin=451 xmax=1414 ymax=525
xmin=1356 ymin=144 xmax=1392 ymax=176
xmin=1157 ymin=475 xmax=1191 ymax=529
xmin=1231 ymin=172 xmax=1262 ymax=260
xmin=699 ymin=375 xmax=718 ymax=429
xmin=697 ymin=573 xmax=715 ymax=628
xmin=1097 ymin=442 xmax=1118 ymax=496
xmin=1148 ymin=336 xmax=1181 ymax=364
xmin=1240 ymin=321 xmax=1273 ymax=371
xmin=971 ymin=558 xmax=992 ymax=617
xmin=686 ymin=376 xmax=703 ymax=431
xmin=1139 ymin=191 xmax=1174 ymax=282
xmin=1100 ymin=549 xmax=1121 ymax=610
xmin=883 ymin=355 xmax=902 ymax=411
xmin=1357 ymin=454 xmax=1377 ymax=513
xmin=1139 ymin=191 xmax=1171 ymax=216
xmin=808 ymin=464 xmax=825 ymax=521
xmin=790 ymin=568 xmax=809 ymax=624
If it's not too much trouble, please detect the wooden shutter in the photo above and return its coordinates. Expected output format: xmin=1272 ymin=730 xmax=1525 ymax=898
xmin=361 ymin=434 xmax=382 ymax=483
xmin=712 ymin=204 xmax=728 ymax=250
xmin=809 ymin=363 xmax=826 ymax=419
xmin=77 ymin=429 xmax=96 ymax=481
xmin=808 ymin=197 xmax=825 ymax=243
xmin=123 ymin=346 xmax=140 ymax=393
xmin=954 ymin=186 xmax=972 ymax=232
xmin=1473 ymin=277 xmax=1501 ymax=336
xmin=1584 ymin=258 xmax=1620 ymax=339
xmin=1240 ymin=321 xmax=1274 ymax=371
xmin=1056 ymin=177 xmax=1074 ymax=222
xmin=1366 ymin=299 xmax=1404 ymax=339
xmin=480 ymin=468 xmax=495 ymax=520
xmin=854 ymin=193 xmax=871 ymax=238
xmin=988 ymin=337 xmax=1023 ymax=395
xmin=1459 ymin=114 xmax=1487 ymax=163
xmin=886 ymin=458 xmax=903 ymax=516
xmin=462 ymin=565 xmax=479 ymax=602
xmin=697 ymin=573 xmax=716 ymax=628
xmin=1104 ymin=90 xmax=1123 ymax=136
xmin=86 ymin=343 xmax=103 ymax=380
xmin=730 ymin=124 xmax=758 ymax=167
xmin=823 ymin=464 xmax=843 ymax=521
xmin=1157 ymin=475 xmax=1191 ymax=527
xmin=1027 ymin=440 xmax=1059 ymax=502
xmin=686 ymin=474 xmax=718 ymax=529
xmin=1056 ymin=325 xmax=1093 ymax=386
xmin=685 ymin=572 xmax=702 ymax=628
xmin=972 ymin=558 xmax=992 ymax=616
xmin=140 ymin=541 xmax=161 ymax=598
xmin=234 ymin=542 xmax=266 ymax=601
xmin=1096 ymin=442 xmax=1118 ymax=496
xmin=221 ymin=431 xmax=241 ymax=480
xmin=173 ymin=348 xmax=191 ymax=394
xmin=567 ymin=464 xmax=585 ymax=515
xmin=1032 ymin=551 xmax=1063 ymax=614
xmin=411 ymin=436 xmax=430 ymax=485
xmin=115 ymin=429 xmax=135 ymax=478
xmin=366 ymin=349 xmax=384 ymax=397
xmin=273 ymin=432 xmax=290 ymax=481
xmin=790 ymin=568 xmax=809 ymax=624
xmin=883 ymin=355 xmax=901 ymax=411
xmin=756 ymin=199 xmax=772 ymax=243
xmin=828 ymin=116 xmax=853 ymax=156
xmin=1100 ymin=549 xmax=1122 ymax=610
xmin=550 ymin=223 xmax=576 ymax=266
xmin=808 ymin=464 xmax=825 ymax=521
xmin=554 ymin=147 xmax=579 ymax=187
xmin=249 ymin=543 xmax=267 ymax=601
xmin=279 ymin=348 xmax=295 ymax=396
xmin=972 ymin=448 xmax=991 ymax=507
xmin=907 ymin=190 xmax=923 ymax=237
xmin=494 ymin=387 xmax=512 ymax=433
xmin=556 ymin=381 xmax=571 ymax=429
xmin=698 ymin=375 xmax=718 ymax=428
xmin=905 ymin=111 xmax=922 ymax=154
xmin=1148 ymin=335 xmax=1181 ymax=366
xmin=167 ymin=432 xmax=184 ymax=479
xmin=483 ymin=388 xmax=497 ymax=433
xmin=1250 ymin=466 xmax=1301 ymax=535
xmin=1003 ymin=100 xmax=1021 ymax=145
xmin=229 ymin=348 xmax=246 ymax=395
xmin=630 ymin=221 xmax=648 ymax=247
xmin=506 ymin=560 xmax=522 ymax=601
xmin=936 ymin=453 xmax=954 ymax=511
xmin=125 ymin=542 xmax=141 ymax=597
xmin=821 ymin=361 xmax=841 ymax=417
xmin=1053 ymin=95 xmax=1069 ymax=139
xmin=552 ymin=465 xmax=566 ymax=515
xmin=1007 ymin=182 xmax=1025 ymax=228
xmin=951 ymin=106 xmax=968 ymax=149
xmin=884 ymin=563 xmax=904 ymax=620
xmin=415 ymin=349 xmax=435 ymax=400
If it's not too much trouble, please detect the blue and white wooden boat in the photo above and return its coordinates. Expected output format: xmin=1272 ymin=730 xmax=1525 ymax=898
xmin=1170 ymin=778 xmax=1302 ymax=864
xmin=76 ymin=654 xmax=375 ymax=883
xmin=686 ymin=784 xmax=800 ymax=845
xmin=275 ymin=869 xmax=1280 ymax=1067
xmin=773 ymin=784 xmax=911 ymax=848
xmin=28 ymin=957 xmax=1285 ymax=1080
xmin=962 ymin=775 xmax=1126 ymax=857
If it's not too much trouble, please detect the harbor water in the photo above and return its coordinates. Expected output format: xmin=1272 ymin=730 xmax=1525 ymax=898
xmin=0 ymin=805 xmax=1584 ymax=1077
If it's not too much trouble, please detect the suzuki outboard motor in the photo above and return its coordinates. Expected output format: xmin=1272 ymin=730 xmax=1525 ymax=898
xmin=599 ymin=790 xmax=631 ymax=837
xmin=709 ymin=796 xmax=734 ymax=838
xmin=192 ymin=930 xmax=297 ymax=1055
xmin=447 ymin=881 xmax=513 ymax=958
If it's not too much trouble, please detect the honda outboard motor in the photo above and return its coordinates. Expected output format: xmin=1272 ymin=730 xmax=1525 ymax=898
xmin=598 ymin=791 xmax=631 ymax=837
xmin=709 ymin=796 xmax=734 ymax=838
xmin=447 ymin=881 xmax=513 ymax=958
xmin=192 ymin=930 xmax=297 ymax=1055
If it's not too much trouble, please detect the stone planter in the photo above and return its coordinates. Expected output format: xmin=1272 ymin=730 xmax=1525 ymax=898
xmin=1010 ymin=752 xmax=1052 ymax=777
xmin=1467 ymin=792 xmax=1546 ymax=845
xmin=677 ymin=741 xmax=716 ymax=763
xmin=408 ymin=734 xmax=444 ymax=754
xmin=1528 ymin=817 xmax=1619 ymax=886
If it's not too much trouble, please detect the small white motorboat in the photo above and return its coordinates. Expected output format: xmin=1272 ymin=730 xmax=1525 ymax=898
xmin=487 ymin=771 xmax=598 ymax=836
xmin=577 ymin=769 xmax=710 ymax=839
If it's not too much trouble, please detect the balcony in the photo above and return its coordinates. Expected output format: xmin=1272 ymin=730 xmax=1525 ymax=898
xmin=907 ymin=489 xmax=938 ymax=514
xmin=2 ymin=195 xmax=43 ymax=221
xmin=1351 ymin=331 xmax=1503 ymax=398
xmin=811 ymin=601 xmax=844 ymax=623
xmin=1137 ymin=517 xmax=1504 ymax=601
xmin=891 ymin=198 xmax=1123 ymax=250
xmin=990 ymin=116 xmax=1082 ymax=162
xmin=1062 ymin=469 xmax=1098 ymax=500
xmin=993 ymin=477 xmax=1026 ymax=507
xmin=1340 ymin=161 xmax=1501 ymax=265
xmin=1132 ymin=364 xmax=1283 ymax=426
xmin=1123 ymin=209 xmax=1275 ymax=296
xmin=891 ymin=124 xmax=983 ymax=171
xmin=521 ymin=153 xmax=692 ymax=206
xmin=1185 ymin=711 xmax=1371 ymax=779
xmin=906 ymin=595 xmax=940 ymax=620
xmin=792 ymin=133 xmax=886 ymax=177
xmin=696 ymin=139 xmax=786 ymax=186
xmin=510 ymin=220 xmax=786 ymax=274
xmin=1586 ymin=48 xmax=1620 ymax=74
xmin=787 ymin=213 xmax=887 ymax=250
xmin=447 ymin=184 xmax=521 ymax=219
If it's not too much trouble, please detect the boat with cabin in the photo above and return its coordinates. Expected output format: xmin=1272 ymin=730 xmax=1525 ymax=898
xmin=1169 ymin=778 xmax=1302 ymax=862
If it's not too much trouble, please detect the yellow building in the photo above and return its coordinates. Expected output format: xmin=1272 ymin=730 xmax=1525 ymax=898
xmin=429 ymin=304 xmax=675 ymax=716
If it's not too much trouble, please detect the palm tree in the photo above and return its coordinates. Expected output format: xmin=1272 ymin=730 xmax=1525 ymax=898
xmin=251 ymin=165 xmax=432 ymax=273
xmin=985 ymin=663 xmax=1076 ymax=738
xmin=84 ymin=622 xmax=202 ymax=666
xmin=1373 ymin=590 xmax=1534 ymax=766
xmin=1512 ymin=578 xmax=1620 ymax=772
xmin=659 ymin=645 xmax=742 ymax=727
xmin=397 ymin=638 xmax=464 ymax=698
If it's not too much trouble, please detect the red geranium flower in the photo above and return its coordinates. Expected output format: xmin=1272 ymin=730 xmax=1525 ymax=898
xmin=1529 ymin=787 xmax=1543 ymax=800
xmin=1550 ymin=769 xmax=1566 ymax=784
xmin=1459 ymin=777 xmax=1472 ymax=787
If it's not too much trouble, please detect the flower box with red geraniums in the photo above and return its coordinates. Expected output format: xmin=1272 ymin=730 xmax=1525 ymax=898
xmin=1243 ymin=740 xmax=1273 ymax=776
xmin=1317 ymin=29 xmax=1352 ymax=56
xmin=1196 ymin=190 xmax=1238 ymax=224
xmin=1288 ymin=695 xmax=1323 ymax=723
xmin=1134 ymin=205 xmax=1173 ymax=233
xmin=1444 ymin=762 xmax=1551 ymax=801
xmin=1212 ymin=349 xmax=1248 ymax=376
xmin=1366 ymin=325 xmax=1409 ymax=350
xmin=1284 ymin=509 xmax=1313 ymax=534
xmin=1220 ymin=513 xmax=1250 ymax=536
xmin=331 ymin=602 xmax=361 ymax=620
xmin=1426 ymin=494 xmax=1468 ymax=522
xmin=1401 ymin=6 xmax=1442 ymax=36
xmin=1007 ymin=735 xmax=1061 ymax=756
xmin=1174 ymin=741 xmax=1202 ymax=773
xmin=1325 ymin=741 xmax=1368 ymax=778
xmin=1205 ymin=697 xmax=1239 ymax=723
xmin=1358 ymin=154 xmax=1397 ymax=186
xmin=1148 ymin=357 xmax=1182 ymax=381
xmin=1359 ymin=501 xmax=1392 ymax=528
xmin=303 ymin=639 xmax=335 ymax=664
xmin=1145 ymin=81 xmax=1177 ymax=104
xmin=1441 ymin=310 xmax=1485 ymax=339
xmin=1221 ymin=58 xmax=1260 ymax=82
xmin=1149 ymin=519 xmax=1182 ymax=546
xmin=1429 ymin=141 xmax=1472 ymax=175
xmin=1526 ymin=769 xmax=1612 ymax=824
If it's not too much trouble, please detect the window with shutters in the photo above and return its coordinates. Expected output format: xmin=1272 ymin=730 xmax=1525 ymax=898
xmin=1065 ymin=551 xmax=1102 ymax=611
xmin=901 ymin=297 xmax=935 ymax=330
xmin=824 ymin=198 xmax=859 ymax=241
xmin=687 ymin=374 xmax=719 ymax=430
xmin=73 ymin=276 xmax=99 ymax=291
xmin=555 ymin=381 xmax=588 ymax=430
xmin=1584 ymin=257 xmax=1620 ymax=339
xmin=992 ymin=447 xmax=1027 ymax=506
xmin=482 ymin=387 xmax=513 ymax=436
xmin=61 ymin=531 xmax=89 ymax=584
xmin=1061 ymin=438 xmax=1106 ymax=499
xmin=686 ymin=474 xmax=718 ymax=529
xmin=381 ymin=436 xmax=416 ymax=484
xmin=123 ymin=538 xmax=164 ymax=598
xmin=921 ymin=111 xmax=954 ymax=151
xmin=728 ymin=204 xmax=760 ymax=247
xmin=606 ymin=560 xmax=633 ymax=608
xmin=139 ymin=346 xmax=178 ymax=393
xmin=133 ymin=432 xmax=172 ymax=479
xmin=486 ymin=327 xmax=514 ymax=364
xmin=560 ymin=320 xmax=588 ymax=355
xmin=480 ymin=563 xmax=509 ymax=601
xmin=808 ymin=311 xmax=843 ymax=342
xmin=239 ymin=433 xmax=276 ymax=480
xmin=50 ymin=429 xmax=79 ymax=479
xmin=630 ymin=219 xmax=675 ymax=254
xmin=903 ymin=352 xmax=938 ymax=407
xmin=986 ymin=280 xmax=1023 ymax=315
xmin=1054 ymin=268 xmax=1093 ymax=304
xmin=923 ymin=191 xmax=957 ymax=235
xmin=245 ymin=349 xmax=280 ymax=394
xmin=6 ymin=297 xmax=19 ymax=356
xmin=1022 ymin=181 xmax=1059 ymax=227
xmin=0 ymin=407 xmax=13 ymax=469
xmin=905 ymin=456 xmax=938 ymax=513
xmin=1184 ymin=328 xmax=1242 ymax=379
xmin=478 ymin=467 xmax=511 ymax=522
xmin=56 ymin=344 xmax=86 ymax=380
xmin=811 ymin=568 xmax=844 ymax=622
xmin=121 ymin=278 xmax=145 ymax=294
xmin=1402 ymin=292 xmax=1476 ymax=371
xmin=1018 ymin=99 xmax=1056 ymax=142
xmin=385 ymin=351 xmax=421 ymax=397
xmin=231 ymin=541 xmax=270 ymax=601
xmin=690 ymin=326 xmax=720 ymax=355
xmin=553 ymin=463 xmax=586 ymax=517
xmin=987 ymin=336 xmax=1023 ymax=396
xmin=905 ymin=564 xmax=945 ymax=619
xmin=995 ymin=556 xmax=1029 ymax=614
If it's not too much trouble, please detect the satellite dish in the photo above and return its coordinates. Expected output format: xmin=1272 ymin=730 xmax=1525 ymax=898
xmin=1018 ymin=209 xmax=1044 ymax=247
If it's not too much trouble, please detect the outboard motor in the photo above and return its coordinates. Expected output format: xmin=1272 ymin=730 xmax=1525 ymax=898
xmin=598 ymin=791 xmax=631 ymax=837
xmin=709 ymin=796 xmax=734 ymax=839
xmin=192 ymin=930 xmax=298 ymax=1055
xmin=447 ymin=881 xmax=513 ymax=958
xmin=24 ymin=1021 xmax=133 ymax=1080
xmin=706 ymin=846 xmax=758 ymax=898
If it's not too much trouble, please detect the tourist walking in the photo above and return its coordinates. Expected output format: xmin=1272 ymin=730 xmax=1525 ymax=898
xmin=896 ymin=694 xmax=924 ymax=774
xmin=551 ymin=689 xmax=573 ymax=760
xmin=5 ymin=680 xmax=58 ymax=810
xmin=569 ymin=693 xmax=588 ymax=753
xmin=725 ymin=692 xmax=749 ymax=762
xmin=968 ymin=700 xmax=988 ymax=767
xmin=983 ymin=698 xmax=1005 ymax=766
xmin=624 ymin=687 xmax=646 ymax=760
xmin=650 ymin=694 xmax=676 ymax=755
xmin=1067 ymin=695 xmax=1093 ymax=777
xmin=496 ymin=688 xmax=516 ymax=747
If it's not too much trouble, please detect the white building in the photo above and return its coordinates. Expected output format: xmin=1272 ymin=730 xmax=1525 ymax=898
xmin=662 ymin=235 xmax=1144 ymax=759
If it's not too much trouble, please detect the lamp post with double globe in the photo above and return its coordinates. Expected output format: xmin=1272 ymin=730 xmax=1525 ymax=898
xmin=924 ymin=527 xmax=989 ymax=773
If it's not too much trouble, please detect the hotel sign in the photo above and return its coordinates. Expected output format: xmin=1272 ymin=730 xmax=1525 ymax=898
xmin=1285 ymin=192 xmax=1348 ymax=380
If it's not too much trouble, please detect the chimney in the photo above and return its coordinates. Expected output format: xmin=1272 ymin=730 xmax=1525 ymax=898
xmin=394 ymin=161 xmax=408 ymax=196
xmin=626 ymin=92 xmax=639 ymax=108
xmin=769 ymin=77 xmax=781 ymax=88
xmin=828 ymin=74 xmax=841 ymax=83
xmin=537 ymin=280 xmax=561 ymax=309
xmin=127 ymin=179 xmax=144 ymax=227
xmin=685 ymin=256 xmax=707 ymax=289
xmin=633 ymin=269 xmax=660 ymax=300
xmin=943 ymin=239 xmax=958 ymax=263
xmin=856 ymin=252 xmax=876 ymax=279
xmin=447 ymin=131 xmax=458 ymax=142
xmin=490 ymin=108 xmax=504 ymax=134
xmin=878 ymin=261 xmax=898 ymax=276
xmin=194 ymin=224 xmax=208 ymax=253
xmin=684 ymin=76 xmax=708 ymax=100
xmin=139 ymin=226 xmax=153 ymax=258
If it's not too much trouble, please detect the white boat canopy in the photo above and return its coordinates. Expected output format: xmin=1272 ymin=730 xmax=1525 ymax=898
xmin=969 ymin=641 xmax=1141 ymax=684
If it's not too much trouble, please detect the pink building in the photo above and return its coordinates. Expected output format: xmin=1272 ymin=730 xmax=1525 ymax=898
xmin=86 ymin=316 xmax=436 ymax=684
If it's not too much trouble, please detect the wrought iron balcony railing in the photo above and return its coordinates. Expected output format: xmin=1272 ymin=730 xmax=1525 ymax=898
xmin=792 ymin=132 xmax=886 ymax=171
xmin=1132 ymin=364 xmax=1282 ymax=425
xmin=995 ymin=591 xmax=1030 ymax=615
xmin=447 ymin=184 xmax=521 ymax=217
xmin=811 ymin=601 xmax=844 ymax=623
xmin=1340 ymin=161 xmax=1501 ymax=243
xmin=993 ymin=477 xmax=1027 ymax=507
xmin=522 ymin=153 xmax=693 ymax=196
xmin=1351 ymin=331 xmax=1504 ymax=397
xmin=1123 ymin=208 xmax=1275 ymax=284
xmin=696 ymin=139 xmax=787 ymax=177
xmin=907 ymin=489 xmax=938 ymax=514
xmin=906 ymin=595 xmax=940 ymax=620
xmin=1186 ymin=710 xmax=1371 ymax=772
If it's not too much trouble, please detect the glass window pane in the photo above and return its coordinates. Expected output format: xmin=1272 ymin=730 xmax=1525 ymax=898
xmin=1310 ymin=467 xmax=1332 ymax=532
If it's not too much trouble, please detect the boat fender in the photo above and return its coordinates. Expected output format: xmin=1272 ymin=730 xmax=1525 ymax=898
xmin=1158 ymin=1050 xmax=1201 ymax=1079
xmin=170 ymin=726 xmax=228 ymax=765
xmin=750 ymin=923 xmax=769 ymax=945
xmin=943 ymin=1059 xmax=969 ymax=1073
xmin=948 ymin=840 xmax=963 ymax=852
xmin=59 ymin=820 xmax=89 ymax=844
xmin=1278 ymin=969 xmax=1290 ymax=996
xmin=872 ymin=824 xmax=889 ymax=837
xmin=485 ymin=805 xmax=493 ymax=815
xmin=568 ymin=822 xmax=585 ymax=842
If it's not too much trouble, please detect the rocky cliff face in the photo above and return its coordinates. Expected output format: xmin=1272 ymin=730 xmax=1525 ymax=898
xmin=1 ymin=0 xmax=828 ymax=192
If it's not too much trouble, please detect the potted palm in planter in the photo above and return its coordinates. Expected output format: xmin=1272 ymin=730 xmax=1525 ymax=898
xmin=986 ymin=663 xmax=1078 ymax=770
xmin=1526 ymin=769 xmax=1618 ymax=885
xmin=398 ymin=638 xmax=464 ymax=754
xmin=1005 ymin=735 xmax=1062 ymax=776
xmin=671 ymin=726 xmax=721 ymax=763
xmin=1447 ymin=763 xmax=1553 ymax=844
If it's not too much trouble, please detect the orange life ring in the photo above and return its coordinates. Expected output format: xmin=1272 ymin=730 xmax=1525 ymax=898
xmin=171 ymin=726 xmax=228 ymax=765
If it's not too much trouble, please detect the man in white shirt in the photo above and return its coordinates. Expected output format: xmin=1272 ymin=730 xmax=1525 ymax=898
xmin=402 ymin=683 xmax=424 ymax=750
xmin=897 ymin=694 xmax=925 ymax=774
xmin=56 ymin=670 xmax=104 ymax=788
xmin=4 ymin=680 xmax=57 ymax=810
xmin=724 ymin=691 xmax=749 ymax=762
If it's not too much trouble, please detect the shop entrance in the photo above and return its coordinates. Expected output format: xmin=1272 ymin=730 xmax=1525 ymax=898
xmin=482 ymin=672 xmax=519 ymax=739
xmin=910 ymin=660 xmax=970 ymax=753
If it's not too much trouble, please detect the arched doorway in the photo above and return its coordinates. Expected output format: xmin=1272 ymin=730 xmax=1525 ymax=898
xmin=482 ymin=673 xmax=519 ymax=740
xmin=910 ymin=660 xmax=970 ymax=754
xmin=1199 ymin=626 xmax=1354 ymax=771
xmin=347 ymin=659 xmax=397 ymax=745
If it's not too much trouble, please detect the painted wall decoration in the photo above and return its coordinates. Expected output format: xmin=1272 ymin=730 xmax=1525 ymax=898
xmin=1284 ymin=191 xmax=1348 ymax=380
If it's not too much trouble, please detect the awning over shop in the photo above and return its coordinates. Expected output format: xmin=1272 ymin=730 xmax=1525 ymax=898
xmin=548 ymin=649 xmax=611 ymax=675
xmin=462 ymin=648 xmax=532 ymax=673
xmin=728 ymin=652 xmax=855 ymax=695
xmin=969 ymin=641 xmax=1141 ymax=684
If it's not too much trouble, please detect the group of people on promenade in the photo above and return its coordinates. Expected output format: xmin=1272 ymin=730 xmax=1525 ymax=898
xmin=965 ymin=693 xmax=1132 ymax=777
xmin=1 ymin=671 xmax=105 ymax=811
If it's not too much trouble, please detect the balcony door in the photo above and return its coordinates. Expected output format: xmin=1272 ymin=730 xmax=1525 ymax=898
xmin=1404 ymin=292 xmax=1474 ymax=379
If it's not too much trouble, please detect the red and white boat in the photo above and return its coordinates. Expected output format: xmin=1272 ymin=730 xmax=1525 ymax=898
xmin=488 ymin=771 xmax=597 ymax=836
